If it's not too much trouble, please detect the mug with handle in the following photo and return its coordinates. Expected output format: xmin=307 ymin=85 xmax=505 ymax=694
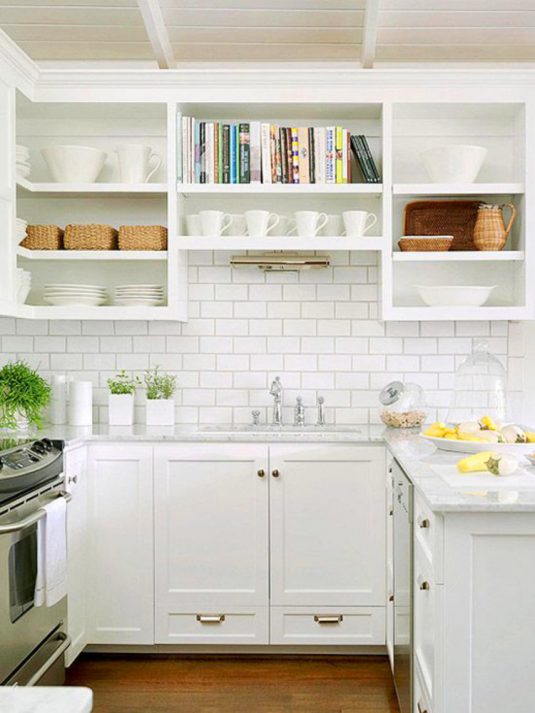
xmin=115 ymin=144 xmax=162 ymax=183
xmin=245 ymin=210 xmax=280 ymax=237
xmin=295 ymin=211 xmax=328 ymax=237
xmin=342 ymin=210 xmax=377 ymax=237
xmin=199 ymin=210 xmax=232 ymax=236
xmin=270 ymin=215 xmax=297 ymax=237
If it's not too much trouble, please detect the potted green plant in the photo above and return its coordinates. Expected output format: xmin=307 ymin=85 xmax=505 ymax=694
xmin=144 ymin=367 xmax=177 ymax=426
xmin=0 ymin=360 xmax=51 ymax=431
xmin=107 ymin=370 xmax=139 ymax=426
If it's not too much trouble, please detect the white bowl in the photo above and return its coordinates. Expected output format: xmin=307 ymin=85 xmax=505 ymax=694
xmin=422 ymin=433 xmax=535 ymax=455
xmin=415 ymin=284 xmax=496 ymax=307
xmin=420 ymin=145 xmax=488 ymax=183
xmin=41 ymin=145 xmax=107 ymax=183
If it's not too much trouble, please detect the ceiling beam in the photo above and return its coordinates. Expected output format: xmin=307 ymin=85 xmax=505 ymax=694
xmin=361 ymin=0 xmax=380 ymax=68
xmin=137 ymin=0 xmax=175 ymax=69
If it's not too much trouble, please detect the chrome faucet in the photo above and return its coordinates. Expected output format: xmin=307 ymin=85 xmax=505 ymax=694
xmin=316 ymin=395 xmax=326 ymax=426
xmin=269 ymin=376 xmax=283 ymax=426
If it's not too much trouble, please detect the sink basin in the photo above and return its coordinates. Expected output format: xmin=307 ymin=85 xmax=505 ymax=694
xmin=200 ymin=424 xmax=362 ymax=436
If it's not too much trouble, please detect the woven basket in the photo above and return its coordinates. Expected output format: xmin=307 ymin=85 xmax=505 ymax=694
xmin=64 ymin=224 xmax=118 ymax=251
xmin=404 ymin=200 xmax=480 ymax=251
xmin=398 ymin=236 xmax=453 ymax=252
xmin=21 ymin=225 xmax=63 ymax=250
xmin=118 ymin=225 xmax=168 ymax=251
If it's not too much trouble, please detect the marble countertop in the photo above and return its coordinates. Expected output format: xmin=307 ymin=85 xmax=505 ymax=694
xmin=0 ymin=687 xmax=92 ymax=713
xmin=30 ymin=423 xmax=535 ymax=513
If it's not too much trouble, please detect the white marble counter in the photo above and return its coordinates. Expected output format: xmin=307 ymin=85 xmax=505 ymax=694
xmin=0 ymin=687 xmax=92 ymax=713
xmin=32 ymin=423 xmax=535 ymax=513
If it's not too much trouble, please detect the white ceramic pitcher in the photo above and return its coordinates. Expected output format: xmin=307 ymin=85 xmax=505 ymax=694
xmin=115 ymin=144 xmax=162 ymax=183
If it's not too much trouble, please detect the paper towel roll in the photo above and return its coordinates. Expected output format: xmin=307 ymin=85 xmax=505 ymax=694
xmin=68 ymin=380 xmax=93 ymax=426
xmin=50 ymin=374 xmax=67 ymax=425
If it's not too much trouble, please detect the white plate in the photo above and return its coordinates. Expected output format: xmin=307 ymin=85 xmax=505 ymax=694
xmin=44 ymin=282 xmax=106 ymax=290
xmin=115 ymin=284 xmax=164 ymax=290
xmin=44 ymin=286 xmax=106 ymax=293
xmin=421 ymin=433 xmax=535 ymax=454
xmin=44 ymin=295 xmax=107 ymax=306
xmin=115 ymin=291 xmax=163 ymax=297
xmin=114 ymin=298 xmax=163 ymax=306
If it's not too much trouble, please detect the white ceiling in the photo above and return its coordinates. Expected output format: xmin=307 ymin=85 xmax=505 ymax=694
xmin=0 ymin=0 xmax=534 ymax=67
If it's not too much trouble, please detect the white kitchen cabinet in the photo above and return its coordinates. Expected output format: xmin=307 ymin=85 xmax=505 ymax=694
xmin=86 ymin=444 xmax=154 ymax=645
xmin=154 ymin=443 xmax=269 ymax=644
xmin=270 ymin=606 xmax=385 ymax=646
xmin=64 ymin=445 xmax=88 ymax=666
xmin=269 ymin=444 xmax=386 ymax=607
xmin=386 ymin=461 xmax=394 ymax=670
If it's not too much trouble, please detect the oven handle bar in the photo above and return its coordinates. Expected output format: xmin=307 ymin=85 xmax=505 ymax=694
xmin=26 ymin=632 xmax=71 ymax=686
xmin=0 ymin=491 xmax=72 ymax=534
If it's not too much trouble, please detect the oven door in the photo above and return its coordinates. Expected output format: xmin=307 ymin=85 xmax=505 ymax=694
xmin=0 ymin=495 xmax=67 ymax=684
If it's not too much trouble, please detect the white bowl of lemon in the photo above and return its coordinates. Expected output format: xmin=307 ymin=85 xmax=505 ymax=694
xmin=421 ymin=416 xmax=535 ymax=454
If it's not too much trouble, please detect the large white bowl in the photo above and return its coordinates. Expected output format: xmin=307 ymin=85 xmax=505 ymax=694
xmin=420 ymin=144 xmax=488 ymax=183
xmin=41 ymin=145 xmax=107 ymax=183
xmin=422 ymin=434 xmax=535 ymax=455
xmin=415 ymin=284 xmax=496 ymax=307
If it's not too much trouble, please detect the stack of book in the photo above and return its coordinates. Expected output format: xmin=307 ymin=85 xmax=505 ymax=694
xmin=178 ymin=116 xmax=381 ymax=185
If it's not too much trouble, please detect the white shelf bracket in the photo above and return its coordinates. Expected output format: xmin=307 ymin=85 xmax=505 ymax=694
xmin=137 ymin=0 xmax=176 ymax=69
xmin=361 ymin=0 xmax=380 ymax=69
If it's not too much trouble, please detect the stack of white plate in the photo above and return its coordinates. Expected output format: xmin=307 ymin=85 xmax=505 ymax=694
xmin=15 ymin=218 xmax=27 ymax=246
xmin=43 ymin=283 xmax=108 ymax=307
xmin=114 ymin=284 xmax=164 ymax=306
xmin=17 ymin=268 xmax=31 ymax=303
xmin=16 ymin=145 xmax=31 ymax=178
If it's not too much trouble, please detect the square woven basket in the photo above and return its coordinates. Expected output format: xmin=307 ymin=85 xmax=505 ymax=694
xmin=64 ymin=224 xmax=118 ymax=250
xmin=118 ymin=225 xmax=168 ymax=251
xmin=21 ymin=225 xmax=63 ymax=250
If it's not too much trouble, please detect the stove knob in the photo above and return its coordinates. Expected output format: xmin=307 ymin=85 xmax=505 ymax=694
xmin=0 ymin=458 xmax=3 ymax=470
xmin=31 ymin=442 xmax=46 ymax=455
xmin=41 ymin=438 xmax=53 ymax=451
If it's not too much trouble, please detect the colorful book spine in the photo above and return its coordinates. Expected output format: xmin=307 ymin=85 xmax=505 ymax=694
xmin=342 ymin=129 xmax=348 ymax=185
xmin=199 ymin=121 xmax=206 ymax=184
xmin=326 ymin=127 xmax=335 ymax=184
xmin=350 ymin=135 xmax=373 ymax=182
xmin=308 ymin=127 xmax=315 ymax=184
xmin=359 ymin=135 xmax=381 ymax=182
xmin=280 ymin=127 xmax=288 ymax=184
xmin=335 ymin=126 xmax=343 ymax=184
xmin=194 ymin=120 xmax=201 ymax=184
xmin=250 ymin=122 xmax=261 ymax=183
xmin=260 ymin=123 xmax=271 ymax=184
xmin=206 ymin=122 xmax=214 ymax=184
xmin=346 ymin=130 xmax=352 ymax=184
xmin=239 ymin=122 xmax=250 ymax=183
xmin=298 ymin=127 xmax=309 ymax=184
xmin=315 ymin=127 xmax=326 ymax=184
xmin=269 ymin=125 xmax=277 ymax=183
xmin=222 ymin=124 xmax=230 ymax=184
xmin=291 ymin=128 xmax=299 ymax=184
xmin=230 ymin=124 xmax=237 ymax=184
xmin=285 ymin=127 xmax=292 ymax=184
xmin=218 ymin=123 xmax=223 ymax=183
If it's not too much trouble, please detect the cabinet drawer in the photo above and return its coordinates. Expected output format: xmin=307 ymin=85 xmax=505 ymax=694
xmin=414 ymin=543 xmax=438 ymax=702
xmin=414 ymin=660 xmax=433 ymax=713
xmin=270 ymin=607 xmax=385 ymax=646
xmin=414 ymin=492 xmax=443 ymax=580
xmin=155 ymin=606 xmax=269 ymax=644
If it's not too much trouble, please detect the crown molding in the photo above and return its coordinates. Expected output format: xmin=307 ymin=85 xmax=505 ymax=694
xmin=0 ymin=29 xmax=39 ymax=97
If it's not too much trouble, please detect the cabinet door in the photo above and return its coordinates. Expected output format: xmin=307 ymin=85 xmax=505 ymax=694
xmin=386 ymin=461 xmax=394 ymax=670
xmin=65 ymin=445 xmax=87 ymax=666
xmin=86 ymin=444 xmax=154 ymax=645
xmin=270 ymin=444 xmax=386 ymax=607
xmin=154 ymin=443 xmax=269 ymax=644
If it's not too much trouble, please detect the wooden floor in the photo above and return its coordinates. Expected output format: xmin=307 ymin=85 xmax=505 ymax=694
xmin=66 ymin=654 xmax=400 ymax=713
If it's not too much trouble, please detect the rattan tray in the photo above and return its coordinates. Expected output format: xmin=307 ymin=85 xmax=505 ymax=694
xmin=404 ymin=200 xmax=480 ymax=251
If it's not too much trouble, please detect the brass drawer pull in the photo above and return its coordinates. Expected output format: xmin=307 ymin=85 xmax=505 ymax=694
xmin=272 ymin=469 xmax=280 ymax=478
xmin=418 ymin=515 xmax=430 ymax=529
xmin=196 ymin=614 xmax=225 ymax=623
xmin=419 ymin=580 xmax=431 ymax=591
xmin=417 ymin=701 xmax=428 ymax=713
xmin=257 ymin=469 xmax=265 ymax=478
xmin=314 ymin=615 xmax=343 ymax=624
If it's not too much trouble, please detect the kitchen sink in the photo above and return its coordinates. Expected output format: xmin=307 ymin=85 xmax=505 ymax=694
xmin=200 ymin=424 xmax=362 ymax=435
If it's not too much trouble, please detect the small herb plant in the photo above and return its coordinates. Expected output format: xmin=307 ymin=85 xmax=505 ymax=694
xmin=144 ymin=367 xmax=177 ymax=400
xmin=0 ymin=360 xmax=51 ymax=429
xmin=107 ymin=370 xmax=139 ymax=396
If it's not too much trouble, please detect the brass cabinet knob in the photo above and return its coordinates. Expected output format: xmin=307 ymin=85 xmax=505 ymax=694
xmin=388 ymin=594 xmax=394 ymax=603
xmin=257 ymin=469 xmax=265 ymax=478
xmin=419 ymin=580 xmax=431 ymax=591
xmin=418 ymin=516 xmax=430 ymax=529
xmin=272 ymin=469 xmax=280 ymax=478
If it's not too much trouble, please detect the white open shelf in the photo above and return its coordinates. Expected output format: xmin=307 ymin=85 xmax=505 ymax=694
xmin=17 ymin=177 xmax=167 ymax=197
xmin=385 ymin=305 xmax=530 ymax=322
xmin=16 ymin=305 xmax=182 ymax=321
xmin=177 ymin=182 xmax=382 ymax=196
xmin=176 ymin=236 xmax=385 ymax=251
xmin=392 ymin=251 xmax=524 ymax=262
xmin=393 ymin=182 xmax=524 ymax=196
xmin=17 ymin=247 xmax=167 ymax=261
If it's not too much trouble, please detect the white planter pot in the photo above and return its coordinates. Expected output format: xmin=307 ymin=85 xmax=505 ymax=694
xmin=146 ymin=398 xmax=175 ymax=426
xmin=108 ymin=393 xmax=134 ymax=426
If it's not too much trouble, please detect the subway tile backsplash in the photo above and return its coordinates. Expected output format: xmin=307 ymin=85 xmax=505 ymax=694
xmin=0 ymin=251 xmax=519 ymax=426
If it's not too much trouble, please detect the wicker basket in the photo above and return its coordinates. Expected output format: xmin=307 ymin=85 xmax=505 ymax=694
xmin=398 ymin=236 xmax=453 ymax=252
xmin=404 ymin=200 xmax=480 ymax=251
xmin=118 ymin=225 xmax=168 ymax=251
xmin=21 ymin=225 xmax=63 ymax=250
xmin=64 ymin=224 xmax=118 ymax=251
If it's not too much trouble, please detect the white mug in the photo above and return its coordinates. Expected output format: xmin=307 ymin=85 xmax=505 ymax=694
xmin=223 ymin=214 xmax=247 ymax=236
xmin=320 ymin=214 xmax=344 ymax=237
xmin=245 ymin=210 xmax=280 ymax=237
xmin=342 ymin=210 xmax=377 ymax=237
xmin=115 ymin=144 xmax=162 ymax=183
xmin=199 ymin=210 xmax=232 ymax=236
xmin=185 ymin=214 xmax=201 ymax=236
xmin=295 ymin=211 xmax=328 ymax=237
xmin=270 ymin=215 xmax=296 ymax=237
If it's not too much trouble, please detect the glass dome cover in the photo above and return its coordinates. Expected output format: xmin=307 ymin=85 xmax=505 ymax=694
xmin=447 ymin=339 xmax=509 ymax=425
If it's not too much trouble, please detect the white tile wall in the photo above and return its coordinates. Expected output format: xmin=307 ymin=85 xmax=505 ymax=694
xmin=0 ymin=251 xmax=520 ymax=426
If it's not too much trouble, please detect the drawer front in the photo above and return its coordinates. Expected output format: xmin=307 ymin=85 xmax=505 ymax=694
xmin=155 ymin=606 xmax=269 ymax=644
xmin=414 ymin=543 xmax=436 ymax=701
xmin=414 ymin=492 xmax=443 ymax=581
xmin=271 ymin=607 xmax=385 ymax=646
xmin=414 ymin=660 xmax=433 ymax=713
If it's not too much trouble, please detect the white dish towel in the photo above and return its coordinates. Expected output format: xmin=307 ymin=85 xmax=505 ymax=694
xmin=34 ymin=496 xmax=67 ymax=607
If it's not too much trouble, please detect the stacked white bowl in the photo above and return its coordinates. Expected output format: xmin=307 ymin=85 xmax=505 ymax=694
xmin=43 ymin=283 xmax=108 ymax=307
xmin=16 ymin=145 xmax=31 ymax=178
xmin=17 ymin=268 xmax=31 ymax=303
xmin=114 ymin=284 xmax=164 ymax=306
xmin=15 ymin=218 xmax=27 ymax=246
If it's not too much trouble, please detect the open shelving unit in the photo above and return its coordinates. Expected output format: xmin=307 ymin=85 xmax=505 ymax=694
xmin=0 ymin=90 xmax=531 ymax=321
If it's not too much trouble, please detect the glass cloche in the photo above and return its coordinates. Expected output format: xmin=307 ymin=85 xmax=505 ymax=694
xmin=447 ymin=339 xmax=509 ymax=425
xmin=379 ymin=381 xmax=426 ymax=428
